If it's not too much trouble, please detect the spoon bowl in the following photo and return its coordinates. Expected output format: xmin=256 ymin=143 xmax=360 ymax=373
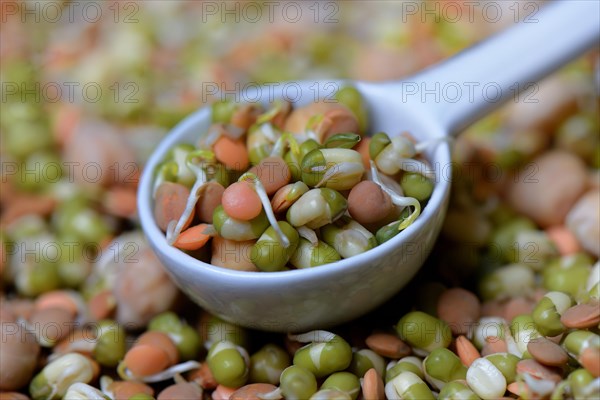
xmin=138 ymin=1 xmax=598 ymax=331
xmin=139 ymin=81 xmax=451 ymax=331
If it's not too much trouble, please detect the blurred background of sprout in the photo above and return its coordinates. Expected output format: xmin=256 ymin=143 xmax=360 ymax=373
xmin=1 ymin=1 xmax=530 ymax=141
xmin=1 ymin=0 xmax=598 ymax=291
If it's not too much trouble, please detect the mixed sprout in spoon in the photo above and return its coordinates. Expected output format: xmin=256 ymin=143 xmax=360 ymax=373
xmin=152 ymin=87 xmax=441 ymax=271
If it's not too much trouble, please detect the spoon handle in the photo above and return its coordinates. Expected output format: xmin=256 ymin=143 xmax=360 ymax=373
xmin=400 ymin=0 xmax=599 ymax=136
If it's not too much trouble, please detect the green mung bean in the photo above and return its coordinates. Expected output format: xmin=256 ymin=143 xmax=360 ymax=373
xmin=510 ymin=314 xmax=541 ymax=355
xmin=437 ymin=381 xmax=480 ymax=400
xmin=93 ymin=320 xmax=127 ymax=367
xmin=206 ymin=341 xmax=249 ymax=388
xmin=251 ymin=221 xmax=299 ymax=271
xmin=423 ymin=348 xmax=467 ymax=389
xmin=292 ymin=331 xmax=352 ymax=378
xmin=385 ymin=371 xmax=435 ymax=400
xmin=301 ymin=148 xmax=364 ymax=190
xmin=279 ymin=365 xmax=318 ymax=400
xmin=396 ymin=311 xmax=452 ymax=352
xmin=213 ymin=205 xmax=269 ymax=241
xmin=348 ymin=349 xmax=385 ymax=379
xmin=400 ymin=172 xmax=433 ymax=202
xmin=249 ymin=344 xmax=290 ymax=385
xmin=321 ymin=372 xmax=360 ymax=400
xmin=485 ymin=353 xmax=520 ymax=384
xmin=542 ymin=254 xmax=592 ymax=298
xmin=385 ymin=357 xmax=424 ymax=384
xmin=531 ymin=291 xmax=573 ymax=337
xmin=290 ymin=238 xmax=341 ymax=269
xmin=334 ymin=86 xmax=368 ymax=133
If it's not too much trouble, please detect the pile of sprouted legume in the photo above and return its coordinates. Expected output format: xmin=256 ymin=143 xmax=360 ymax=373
xmin=152 ymin=87 xmax=440 ymax=271
xmin=2 ymin=80 xmax=599 ymax=400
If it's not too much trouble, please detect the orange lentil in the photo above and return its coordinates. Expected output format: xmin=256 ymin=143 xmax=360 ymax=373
xmin=213 ymin=136 xmax=249 ymax=171
xmin=173 ymin=223 xmax=212 ymax=251
xmin=222 ymin=181 xmax=262 ymax=221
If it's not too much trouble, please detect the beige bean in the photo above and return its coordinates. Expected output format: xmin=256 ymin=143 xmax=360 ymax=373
xmin=506 ymin=150 xmax=588 ymax=228
xmin=63 ymin=119 xmax=137 ymax=189
xmin=0 ymin=321 xmax=40 ymax=391
xmin=211 ymin=236 xmax=258 ymax=272
xmin=29 ymin=306 xmax=75 ymax=347
xmin=113 ymin=245 xmax=179 ymax=329
xmin=437 ymin=288 xmax=481 ymax=336
xmin=566 ymin=189 xmax=600 ymax=257
xmin=196 ymin=181 xmax=225 ymax=223
xmin=365 ymin=332 xmax=411 ymax=359
xmin=154 ymin=181 xmax=193 ymax=232
xmin=248 ymin=156 xmax=291 ymax=195
xmin=348 ymin=181 xmax=393 ymax=225
xmin=527 ymin=337 xmax=568 ymax=367
xmin=560 ymin=300 xmax=600 ymax=329
xmin=505 ymin=74 xmax=582 ymax=134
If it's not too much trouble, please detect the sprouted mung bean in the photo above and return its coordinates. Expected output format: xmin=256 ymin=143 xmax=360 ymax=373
xmin=153 ymin=87 xmax=439 ymax=271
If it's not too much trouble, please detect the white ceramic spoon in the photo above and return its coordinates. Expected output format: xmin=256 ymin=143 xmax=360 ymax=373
xmin=138 ymin=0 xmax=599 ymax=331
